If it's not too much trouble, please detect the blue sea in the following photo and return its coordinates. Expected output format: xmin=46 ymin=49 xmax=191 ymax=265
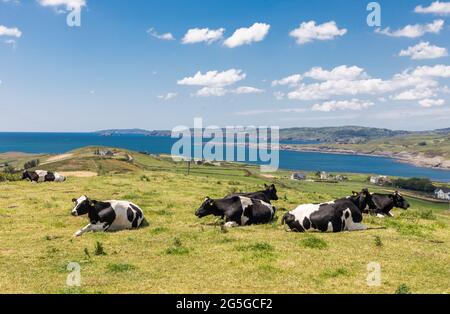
xmin=0 ymin=132 xmax=449 ymax=182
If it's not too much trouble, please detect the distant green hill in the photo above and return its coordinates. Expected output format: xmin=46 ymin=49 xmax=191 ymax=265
xmin=96 ymin=126 xmax=449 ymax=144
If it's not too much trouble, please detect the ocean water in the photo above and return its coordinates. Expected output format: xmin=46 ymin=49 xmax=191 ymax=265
xmin=0 ymin=132 xmax=449 ymax=182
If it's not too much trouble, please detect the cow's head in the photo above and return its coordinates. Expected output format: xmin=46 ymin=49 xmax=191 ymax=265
xmin=391 ymin=191 xmax=410 ymax=210
xmin=195 ymin=197 xmax=221 ymax=218
xmin=22 ymin=171 xmax=30 ymax=180
xmin=264 ymin=184 xmax=279 ymax=201
xmin=352 ymin=188 xmax=376 ymax=211
xmin=71 ymin=195 xmax=93 ymax=216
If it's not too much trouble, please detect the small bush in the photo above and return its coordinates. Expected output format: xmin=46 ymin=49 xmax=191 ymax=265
xmin=374 ymin=236 xmax=383 ymax=247
xmin=94 ymin=241 xmax=106 ymax=256
xmin=321 ymin=267 xmax=349 ymax=279
xmin=165 ymin=238 xmax=190 ymax=255
xmin=236 ymin=242 xmax=274 ymax=253
xmin=0 ymin=173 xmax=21 ymax=182
xmin=24 ymin=159 xmax=40 ymax=170
xmin=107 ymin=263 xmax=136 ymax=273
xmin=395 ymin=284 xmax=412 ymax=294
xmin=301 ymin=236 xmax=328 ymax=249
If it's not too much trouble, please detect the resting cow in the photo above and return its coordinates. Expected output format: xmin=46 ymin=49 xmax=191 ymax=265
xmin=364 ymin=191 xmax=410 ymax=217
xmin=282 ymin=189 xmax=375 ymax=233
xmin=195 ymin=196 xmax=276 ymax=227
xmin=22 ymin=170 xmax=66 ymax=183
xmin=226 ymin=184 xmax=279 ymax=203
xmin=71 ymin=195 xmax=145 ymax=237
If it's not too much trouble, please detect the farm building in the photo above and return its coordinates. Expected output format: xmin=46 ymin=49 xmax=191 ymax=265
xmin=291 ymin=172 xmax=306 ymax=181
xmin=370 ymin=175 xmax=391 ymax=185
xmin=434 ymin=188 xmax=450 ymax=200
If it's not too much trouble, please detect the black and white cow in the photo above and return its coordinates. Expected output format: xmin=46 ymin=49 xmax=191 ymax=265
xmin=195 ymin=196 xmax=276 ymax=227
xmin=226 ymin=184 xmax=279 ymax=203
xmin=282 ymin=189 xmax=375 ymax=233
xmin=364 ymin=191 xmax=410 ymax=217
xmin=22 ymin=170 xmax=66 ymax=183
xmin=71 ymin=195 xmax=145 ymax=237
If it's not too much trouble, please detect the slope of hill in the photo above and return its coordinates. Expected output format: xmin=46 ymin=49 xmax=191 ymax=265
xmin=0 ymin=147 xmax=449 ymax=293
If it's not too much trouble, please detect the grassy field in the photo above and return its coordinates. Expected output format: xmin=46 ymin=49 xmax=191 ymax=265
xmin=0 ymin=147 xmax=449 ymax=294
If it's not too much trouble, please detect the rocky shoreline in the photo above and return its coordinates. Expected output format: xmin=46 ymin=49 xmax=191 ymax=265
xmin=280 ymin=145 xmax=450 ymax=171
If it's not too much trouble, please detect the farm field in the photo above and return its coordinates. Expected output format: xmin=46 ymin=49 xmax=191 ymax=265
xmin=0 ymin=147 xmax=449 ymax=294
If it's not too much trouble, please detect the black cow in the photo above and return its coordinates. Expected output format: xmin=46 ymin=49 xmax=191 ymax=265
xmin=22 ymin=170 xmax=65 ymax=183
xmin=195 ymin=196 xmax=276 ymax=227
xmin=282 ymin=189 xmax=375 ymax=233
xmin=226 ymin=184 xmax=279 ymax=203
xmin=71 ymin=195 xmax=146 ymax=237
xmin=364 ymin=191 xmax=410 ymax=217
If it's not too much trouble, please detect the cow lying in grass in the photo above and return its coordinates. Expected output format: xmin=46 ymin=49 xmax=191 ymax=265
xmin=282 ymin=189 xmax=375 ymax=233
xmin=22 ymin=170 xmax=66 ymax=183
xmin=364 ymin=191 xmax=410 ymax=217
xmin=71 ymin=195 xmax=145 ymax=237
xmin=226 ymin=184 xmax=279 ymax=203
xmin=195 ymin=196 xmax=276 ymax=227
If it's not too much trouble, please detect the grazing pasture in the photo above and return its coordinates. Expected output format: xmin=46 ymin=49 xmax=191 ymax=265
xmin=0 ymin=147 xmax=449 ymax=293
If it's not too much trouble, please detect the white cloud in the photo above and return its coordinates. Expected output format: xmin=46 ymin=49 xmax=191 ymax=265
xmin=223 ymin=23 xmax=270 ymax=48
xmin=289 ymin=21 xmax=347 ymax=45
xmin=375 ymin=20 xmax=444 ymax=38
xmin=4 ymin=39 xmax=17 ymax=49
xmin=0 ymin=25 xmax=22 ymax=38
xmin=304 ymin=65 xmax=367 ymax=81
xmin=38 ymin=0 xmax=86 ymax=10
xmin=311 ymin=99 xmax=374 ymax=112
xmin=399 ymin=41 xmax=448 ymax=60
xmin=194 ymin=87 xmax=227 ymax=97
xmin=419 ymin=98 xmax=445 ymax=107
xmin=232 ymin=86 xmax=264 ymax=94
xmin=147 ymin=27 xmax=175 ymax=41
xmin=177 ymin=69 xmax=246 ymax=87
xmin=286 ymin=65 xmax=446 ymax=101
xmin=157 ymin=92 xmax=178 ymax=100
xmin=273 ymin=91 xmax=285 ymax=100
xmin=415 ymin=1 xmax=450 ymax=15
xmin=411 ymin=64 xmax=450 ymax=77
xmin=391 ymin=88 xmax=436 ymax=100
xmin=182 ymin=28 xmax=225 ymax=44
xmin=271 ymin=74 xmax=302 ymax=87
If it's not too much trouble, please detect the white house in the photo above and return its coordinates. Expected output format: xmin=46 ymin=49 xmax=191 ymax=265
xmin=370 ymin=175 xmax=391 ymax=185
xmin=291 ymin=172 xmax=306 ymax=181
xmin=434 ymin=189 xmax=450 ymax=200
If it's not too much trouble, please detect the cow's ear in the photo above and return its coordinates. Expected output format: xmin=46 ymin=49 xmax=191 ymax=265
xmin=270 ymin=184 xmax=275 ymax=189
xmin=72 ymin=198 xmax=77 ymax=203
xmin=352 ymin=191 xmax=359 ymax=196
xmin=264 ymin=183 xmax=268 ymax=188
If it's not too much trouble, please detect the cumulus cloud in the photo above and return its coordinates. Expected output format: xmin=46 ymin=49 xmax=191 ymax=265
xmin=419 ymin=98 xmax=445 ymax=107
xmin=147 ymin=27 xmax=175 ymax=41
xmin=271 ymin=74 xmax=302 ymax=87
xmin=415 ymin=1 xmax=450 ymax=15
xmin=399 ymin=41 xmax=448 ymax=60
xmin=0 ymin=25 xmax=22 ymax=38
xmin=38 ymin=0 xmax=86 ymax=10
xmin=286 ymin=64 xmax=449 ymax=101
xmin=223 ymin=23 xmax=270 ymax=48
xmin=375 ymin=20 xmax=444 ymax=38
xmin=232 ymin=86 xmax=265 ymax=94
xmin=311 ymin=99 xmax=374 ymax=112
xmin=411 ymin=64 xmax=450 ymax=77
xmin=391 ymin=88 xmax=436 ymax=100
xmin=194 ymin=87 xmax=227 ymax=97
xmin=177 ymin=69 xmax=246 ymax=87
xmin=304 ymin=65 xmax=367 ymax=81
xmin=157 ymin=92 xmax=178 ymax=100
xmin=289 ymin=21 xmax=347 ymax=45
xmin=182 ymin=28 xmax=225 ymax=44
xmin=273 ymin=91 xmax=285 ymax=100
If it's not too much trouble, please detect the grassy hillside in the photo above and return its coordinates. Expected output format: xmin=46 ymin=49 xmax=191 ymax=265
xmin=0 ymin=147 xmax=449 ymax=294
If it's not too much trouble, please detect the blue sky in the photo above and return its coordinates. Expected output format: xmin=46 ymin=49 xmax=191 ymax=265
xmin=0 ymin=0 xmax=449 ymax=132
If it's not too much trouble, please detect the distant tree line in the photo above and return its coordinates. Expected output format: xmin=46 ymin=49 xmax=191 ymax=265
xmin=392 ymin=177 xmax=436 ymax=193
xmin=24 ymin=159 xmax=40 ymax=170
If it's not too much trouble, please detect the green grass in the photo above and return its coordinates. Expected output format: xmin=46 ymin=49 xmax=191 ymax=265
xmin=0 ymin=147 xmax=449 ymax=294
